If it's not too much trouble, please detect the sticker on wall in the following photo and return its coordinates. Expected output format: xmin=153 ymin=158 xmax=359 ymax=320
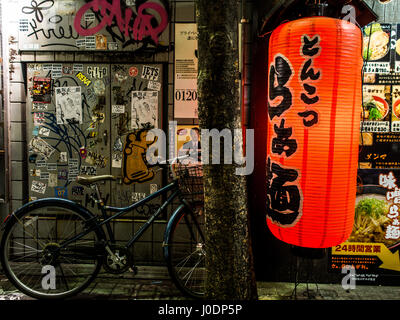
xmin=55 ymin=187 xmax=68 ymax=199
xmin=150 ymin=184 xmax=158 ymax=194
xmin=58 ymin=169 xmax=68 ymax=180
xmin=76 ymin=39 xmax=86 ymax=48
xmin=129 ymin=66 xmax=139 ymax=77
xmin=36 ymin=160 xmax=47 ymax=168
xmin=40 ymin=171 xmax=49 ymax=180
xmin=112 ymin=105 xmax=125 ymax=114
xmin=86 ymin=151 xmax=107 ymax=168
xmin=114 ymin=72 xmax=128 ymax=84
xmin=80 ymin=166 xmax=96 ymax=176
xmin=52 ymin=70 xmax=62 ymax=78
xmin=62 ymin=66 xmax=73 ymax=75
xmin=176 ymin=125 xmax=201 ymax=162
xmin=31 ymin=181 xmax=46 ymax=194
xmin=59 ymin=152 xmax=68 ymax=163
xmin=47 ymin=163 xmax=57 ymax=171
xmin=93 ymin=80 xmax=106 ymax=96
xmin=43 ymin=64 xmax=53 ymax=71
xmin=32 ymin=103 xmax=49 ymax=111
xmin=28 ymin=137 xmax=55 ymax=159
xmin=108 ymin=42 xmax=118 ymax=51
xmin=112 ymin=153 xmax=123 ymax=168
xmin=29 ymin=154 xmax=38 ymax=164
xmin=147 ymin=80 xmax=161 ymax=91
xmin=48 ymin=173 xmax=58 ymax=187
xmin=87 ymin=66 xmax=108 ymax=79
xmin=32 ymin=77 xmax=51 ymax=103
xmin=141 ymin=65 xmax=160 ymax=81
xmin=86 ymin=88 xmax=98 ymax=107
xmin=73 ymin=64 xmax=84 ymax=72
xmin=85 ymin=36 xmax=96 ymax=50
xmin=113 ymin=136 xmax=123 ymax=152
xmin=52 ymin=64 xmax=63 ymax=78
xmin=92 ymin=112 xmax=105 ymax=123
xmin=55 ymin=0 xmax=76 ymax=15
xmin=72 ymin=186 xmax=84 ymax=196
xmin=80 ymin=147 xmax=88 ymax=159
xmin=28 ymin=64 xmax=43 ymax=72
xmin=30 ymin=168 xmax=40 ymax=177
xmin=38 ymin=127 xmax=51 ymax=137
xmin=75 ymin=72 xmax=92 ymax=86
xmin=32 ymin=126 xmax=39 ymax=136
xmin=96 ymin=35 xmax=107 ymax=50
xmin=55 ymin=86 xmax=82 ymax=124
xmin=122 ymin=130 xmax=157 ymax=184
xmin=33 ymin=113 xmax=45 ymax=126
xmin=19 ymin=18 xmax=28 ymax=32
xmin=131 ymin=91 xmax=158 ymax=129
xmin=84 ymin=12 xmax=95 ymax=22
xmin=68 ymin=159 xmax=79 ymax=182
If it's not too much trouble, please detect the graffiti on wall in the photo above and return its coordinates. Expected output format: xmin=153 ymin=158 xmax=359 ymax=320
xmin=19 ymin=0 xmax=169 ymax=51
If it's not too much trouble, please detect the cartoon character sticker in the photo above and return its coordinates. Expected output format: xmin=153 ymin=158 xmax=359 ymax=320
xmin=122 ymin=130 xmax=157 ymax=184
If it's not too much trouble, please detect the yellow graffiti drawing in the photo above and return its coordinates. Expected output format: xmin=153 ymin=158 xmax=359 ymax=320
xmin=122 ymin=130 xmax=157 ymax=184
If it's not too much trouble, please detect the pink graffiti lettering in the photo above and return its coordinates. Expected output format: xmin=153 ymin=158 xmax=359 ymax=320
xmin=74 ymin=0 xmax=168 ymax=44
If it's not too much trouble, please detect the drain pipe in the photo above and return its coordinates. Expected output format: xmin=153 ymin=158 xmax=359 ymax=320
xmin=239 ymin=0 xmax=249 ymax=150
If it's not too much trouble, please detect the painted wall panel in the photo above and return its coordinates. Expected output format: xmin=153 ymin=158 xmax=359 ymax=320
xmin=17 ymin=0 xmax=170 ymax=53
xmin=25 ymin=62 xmax=164 ymax=220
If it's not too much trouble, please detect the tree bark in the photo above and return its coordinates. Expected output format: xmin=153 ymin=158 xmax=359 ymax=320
xmin=196 ymin=0 xmax=258 ymax=299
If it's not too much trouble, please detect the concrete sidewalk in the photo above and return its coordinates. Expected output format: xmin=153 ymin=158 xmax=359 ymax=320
xmin=0 ymin=266 xmax=400 ymax=300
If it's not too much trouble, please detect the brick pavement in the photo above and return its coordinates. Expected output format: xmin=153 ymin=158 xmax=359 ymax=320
xmin=1 ymin=266 xmax=400 ymax=300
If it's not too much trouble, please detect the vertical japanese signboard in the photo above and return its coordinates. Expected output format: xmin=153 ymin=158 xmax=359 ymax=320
xmin=266 ymin=18 xmax=362 ymax=248
xmin=329 ymin=22 xmax=400 ymax=281
xmin=174 ymin=23 xmax=198 ymax=118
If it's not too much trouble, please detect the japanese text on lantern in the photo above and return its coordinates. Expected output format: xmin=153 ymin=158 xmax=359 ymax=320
xmin=267 ymin=34 xmax=321 ymax=227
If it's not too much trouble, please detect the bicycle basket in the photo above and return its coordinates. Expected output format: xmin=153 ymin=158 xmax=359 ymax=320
xmin=172 ymin=163 xmax=204 ymax=204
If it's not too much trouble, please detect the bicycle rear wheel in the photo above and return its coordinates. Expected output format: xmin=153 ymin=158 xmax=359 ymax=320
xmin=0 ymin=201 xmax=104 ymax=299
xmin=165 ymin=207 xmax=206 ymax=299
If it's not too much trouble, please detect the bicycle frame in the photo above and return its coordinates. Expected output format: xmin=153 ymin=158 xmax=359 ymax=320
xmin=59 ymin=180 xmax=182 ymax=250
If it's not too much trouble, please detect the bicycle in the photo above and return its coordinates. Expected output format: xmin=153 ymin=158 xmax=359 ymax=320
xmin=0 ymin=157 xmax=206 ymax=300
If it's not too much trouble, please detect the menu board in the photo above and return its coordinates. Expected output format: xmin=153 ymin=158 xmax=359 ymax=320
xmin=360 ymin=23 xmax=400 ymax=169
xmin=329 ymin=23 xmax=400 ymax=282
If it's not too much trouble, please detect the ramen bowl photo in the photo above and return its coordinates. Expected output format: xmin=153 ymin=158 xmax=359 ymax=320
xmin=349 ymin=186 xmax=397 ymax=247
xmin=394 ymin=99 xmax=400 ymax=119
xmin=361 ymin=96 xmax=389 ymax=121
xmin=397 ymin=38 xmax=400 ymax=57
xmin=363 ymin=23 xmax=390 ymax=61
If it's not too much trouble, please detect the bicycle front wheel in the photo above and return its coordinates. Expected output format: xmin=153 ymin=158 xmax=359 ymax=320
xmin=0 ymin=201 xmax=104 ymax=299
xmin=165 ymin=207 xmax=206 ymax=299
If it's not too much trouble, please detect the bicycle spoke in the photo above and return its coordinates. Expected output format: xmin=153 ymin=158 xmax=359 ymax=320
xmin=167 ymin=209 xmax=206 ymax=298
xmin=2 ymin=205 xmax=102 ymax=299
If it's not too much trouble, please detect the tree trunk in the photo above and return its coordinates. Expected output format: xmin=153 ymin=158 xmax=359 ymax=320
xmin=196 ymin=0 xmax=258 ymax=299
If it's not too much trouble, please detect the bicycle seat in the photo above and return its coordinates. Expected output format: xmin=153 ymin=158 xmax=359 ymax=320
xmin=76 ymin=175 xmax=117 ymax=186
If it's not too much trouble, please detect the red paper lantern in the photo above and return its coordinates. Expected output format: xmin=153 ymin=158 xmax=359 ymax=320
xmin=266 ymin=17 xmax=363 ymax=248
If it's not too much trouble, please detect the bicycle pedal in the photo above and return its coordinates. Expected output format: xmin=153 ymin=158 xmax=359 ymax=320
xmin=129 ymin=265 xmax=138 ymax=275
